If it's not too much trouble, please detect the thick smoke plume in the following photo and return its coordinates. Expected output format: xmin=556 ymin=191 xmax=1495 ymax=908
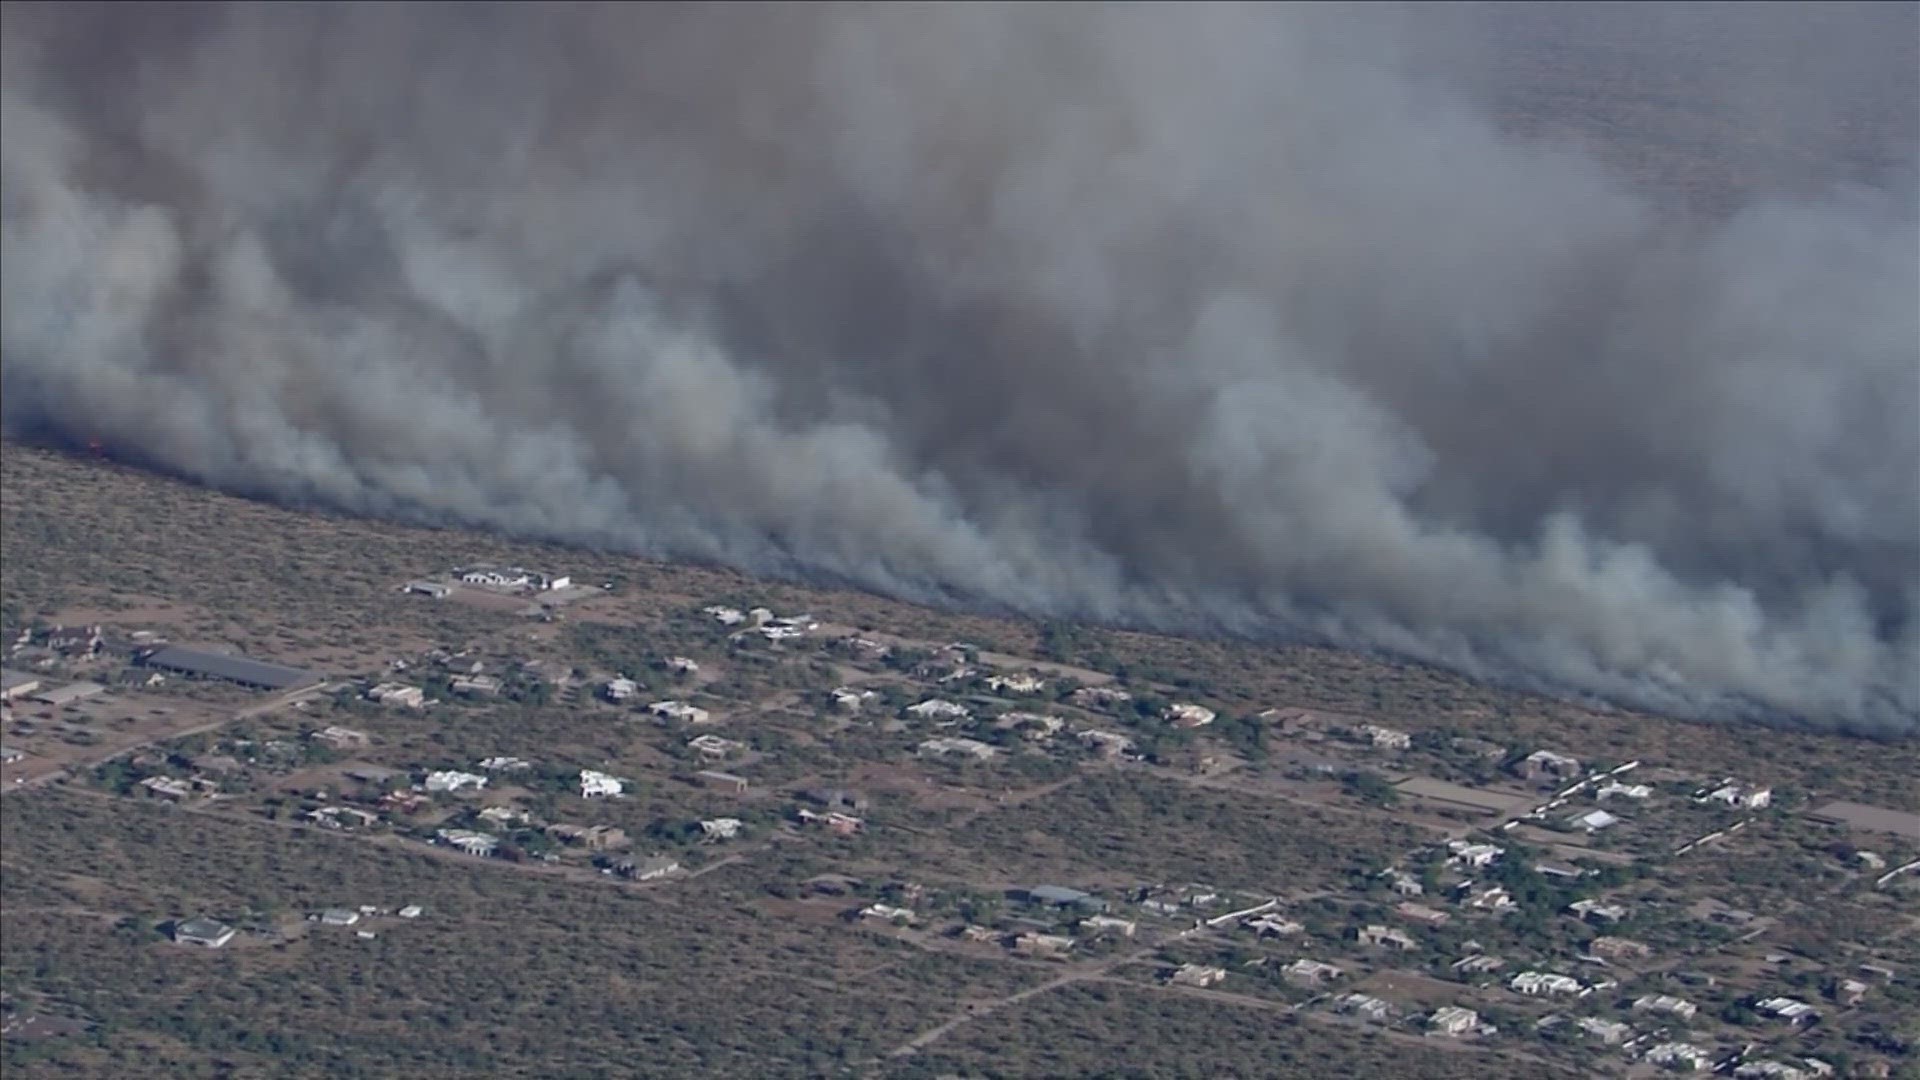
xmin=3 ymin=3 xmax=1916 ymax=731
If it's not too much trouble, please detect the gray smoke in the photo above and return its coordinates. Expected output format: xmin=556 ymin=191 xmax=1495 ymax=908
xmin=3 ymin=2 xmax=1916 ymax=732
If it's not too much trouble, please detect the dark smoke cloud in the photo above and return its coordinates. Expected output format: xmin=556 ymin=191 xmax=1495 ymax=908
xmin=3 ymin=2 xmax=1916 ymax=731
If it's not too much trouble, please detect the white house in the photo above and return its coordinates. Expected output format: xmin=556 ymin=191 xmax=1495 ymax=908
xmin=1646 ymin=1042 xmax=1714 ymax=1071
xmin=700 ymin=817 xmax=744 ymax=840
xmin=1282 ymin=959 xmax=1344 ymax=984
xmin=918 ymin=737 xmax=999 ymax=761
xmin=704 ymin=606 xmax=746 ymax=625
xmin=605 ymin=677 xmax=639 ymax=702
xmin=906 ymin=699 xmax=971 ymax=721
xmin=1078 ymin=729 xmax=1136 ymax=757
xmin=1429 ymin=1006 xmax=1481 ymax=1036
xmin=1170 ymin=963 xmax=1227 ymax=987
xmin=1447 ymin=841 xmax=1505 ymax=869
xmin=985 ymin=674 xmax=1046 ymax=694
xmin=478 ymin=756 xmax=531 ymax=772
xmin=435 ymin=828 xmax=499 ymax=856
xmin=1569 ymin=898 xmax=1629 ymax=923
xmin=688 ymin=734 xmax=743 ymax=758
xmin=665 ymin=656 xmax=700 ymax=675
xmin=1338 ymin=993 xmax=1393 ymax=1021
xmin=648 ymin=700 xmax=712 ymax=724
xmin=1357 ymin=723 xmax=1411 ymax=749
xmin=424 ymin=770 xmax=488 ymax=794
xmin=1510 ymin=971 xmax=1583 ymax=996
xmin=1704 ymin=783 xmax=1773 ymax=809
xmin=367 ymin=682 xmax=425 ymax=709
xmin=831 ymin=687 xmax=878 ymax=713
xmin=1597 ymin=780 xmax=1653 ymax=800
xmin=1466 ymin=886 xmax=1517 ymax=912
xmin=1576 ymin=1017 xmax=1633 ymax=1044
xmin=1523 ymin=749 xmax=1582 ymax=776
xmin=1165 ymin=702 xmax=1217 ymax=728
xmin=1756 ymin=997 xmax=1819 ymax=1025
xmin=1246 ymin=913 xmax=1305 ymax=937
xmin=580 ymin=770 xmax=624 ymax=798
xmin=1633 ymin=994 xmax=1698 ymax=1019
xmin=172 ymin=917 xmax=236 ymax=948
xmin=1567 ymin=808 xmax=1621 ymax=833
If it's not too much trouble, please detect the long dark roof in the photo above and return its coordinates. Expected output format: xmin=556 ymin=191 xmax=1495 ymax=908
xmin=142 ymin=646 xmax=321 ymax=689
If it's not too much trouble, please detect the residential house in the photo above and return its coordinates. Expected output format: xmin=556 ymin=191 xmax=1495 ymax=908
xmin=1282 ymin=959 xmax=1344 ymax=985
xmin=905 ymin=699 xmax=971 ymax=721
xmin=477 ymin=806 xmax=525 ymax=829
xmin=1597 ymin=780 xmax=1653 ymax=800
xmin=0 ymin=747 xmax=23 ymax=765
xmin=700 ymin=817 xmax=744 ymax=840
xmin=0 ymin=670 xmax=41 ymax=702
xmin=1169 ymin=964 xmax=1226 ymax=988
xmin=997 ymin=711 xmax=1065 ymax=739
xmin=1755 ymin=997 xmax=1820 ymax=1026
xmin=1081 ymin=914 xmax=1137 ymax=937
xmin=1012 ymin=932 xmax=1075 ymax=957
xmin=1165 ymin=702 xmax=1217 ymax=728
xmin=1633 ymin=994 xmax=1699 ymax=1020
xmin=985 ymin=674 xmax=1045 ymax=694
xmin=367 ymin=683 xmax=425 ymax=709
xmin=664 ymin=657 xmax=700 ymax=676
xmin=1447 ymin=841 xmax=1505 ymax=869
xmin=1510 ymin=971 xmax=1583 ymax=996
xmin=830 ymin=687 xmax=878 ymax=713
xmin=313 ymin=726 xmax=371 ymax=750
xmin=622 ymin=855 xmax=681 ymax=881
xmin=403 ymin=580 xmax=453 ymax=598
xmin=478 ymin=756 xmax=531 ymax=772
xmin=648 ymin=700 xmax=711 ymax=724
xmin=1576 ymin=1017 xmax=1633 ymax=1044
xmin=1356 ymin=723 xmax=1411 ymax=750
xmin=1465 ymin=886 xmax=1516 ymax=912
xmin=918 ymin=737 xmax=999 ymax=761
xmin=317 ymin=908 xmax=361 ymax=927
xmin=1836 ymin=979 xmax=1869 ymax=1007
xmin=860 ymin=903 xmax=915 ymax=924
xmin=687 ymin=734 xmax=742 ymax=759
xmin=1428 ymin=1006 xmax=1481 ymax=1036
xmin=1452 ymin=955 xmax=1506 ymax=976
xmin=1386 ymin=871 xmax=1425 ymax=897
xmin=550 ymin=824 xmax=628 ymax=852
xmin=1566 ymin=808 xmax=1621 ymax=833
xmin=579 ymin=769 xmax=624 ymax=798
xmin=1702 ymin=782 xmax=1772 ymax=809
xmin=1070 ymin=686 xmax=1133 ymax=710
xmin=451 ymin=674 xmax=502 ymax=696
xmin=398 ymin=905 xmax=425 ymax=919
xmin=1519 ymin=749 xmax=1581 ymax=779
xmin=1735 ymin=1063 xmax=1810 ymax=1080
xmin=823 ymin=811 xmax=864 ymax=836
xmin=1569 ymin=899 xmax=1628 ymax=923
xmin=1646 ymin=1043 xmax=1714 ymax=1072
xmin=703 ymin=605 xmax=745 ymax=625
xmin=798 ymin=788 xmax=868 ymax=812
xmin=1396 ymin=902 xmax=1451 ymax=927
xmin=435 ymin=829 xmax=499 ymax=857
xmin=695 ymin=770 xmax=749 ymax=793
xmin=140 ymin=776 xmax=193 ymax=800
xmin=1357 ymin=925 xmax=1417 ymax=951
xmin=604 ymin=677 xmax=639 ymax=703
xmin=1589 ymin=937 xmax=1652 ymax=961
xmin=1245 ymin=913 xmax=1304 ymax=937
xmin=172 ymin=917 xmax=236 ymax=948
xmin=1024 ymin=885 xmax=1106 ymax=912
xmin=1077 ymin=729 xmax=1137 ymax=757
xmin=1338 ymin=994 xmax=1393 ymax=1022
xmin=424 ymin=770 xmax=488 ymax=794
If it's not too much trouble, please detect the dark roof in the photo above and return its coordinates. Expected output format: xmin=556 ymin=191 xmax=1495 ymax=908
xmin=141 ymin=646 xmax=320 ymax=689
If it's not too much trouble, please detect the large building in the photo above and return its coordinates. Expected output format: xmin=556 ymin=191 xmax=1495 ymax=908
xmin=140 ymin=646 xmax=321 ymax=691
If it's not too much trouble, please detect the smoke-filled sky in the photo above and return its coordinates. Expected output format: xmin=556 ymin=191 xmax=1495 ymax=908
xmin=3 ymin=2 xmax=1916 ymax=732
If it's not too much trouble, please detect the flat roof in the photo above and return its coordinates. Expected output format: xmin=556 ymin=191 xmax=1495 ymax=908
xmin=31 ymin=681 xmax=106 ymax=704
xmin=1395 ymin=777 xmax=1535 ymax=815
xmin=142 ymin=646 xmax=320 ymax=690
xmin=1806 ymin=800 xmax=1920 ymax=838
xmin=1 ymin=669 xmax=38 ymax=692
